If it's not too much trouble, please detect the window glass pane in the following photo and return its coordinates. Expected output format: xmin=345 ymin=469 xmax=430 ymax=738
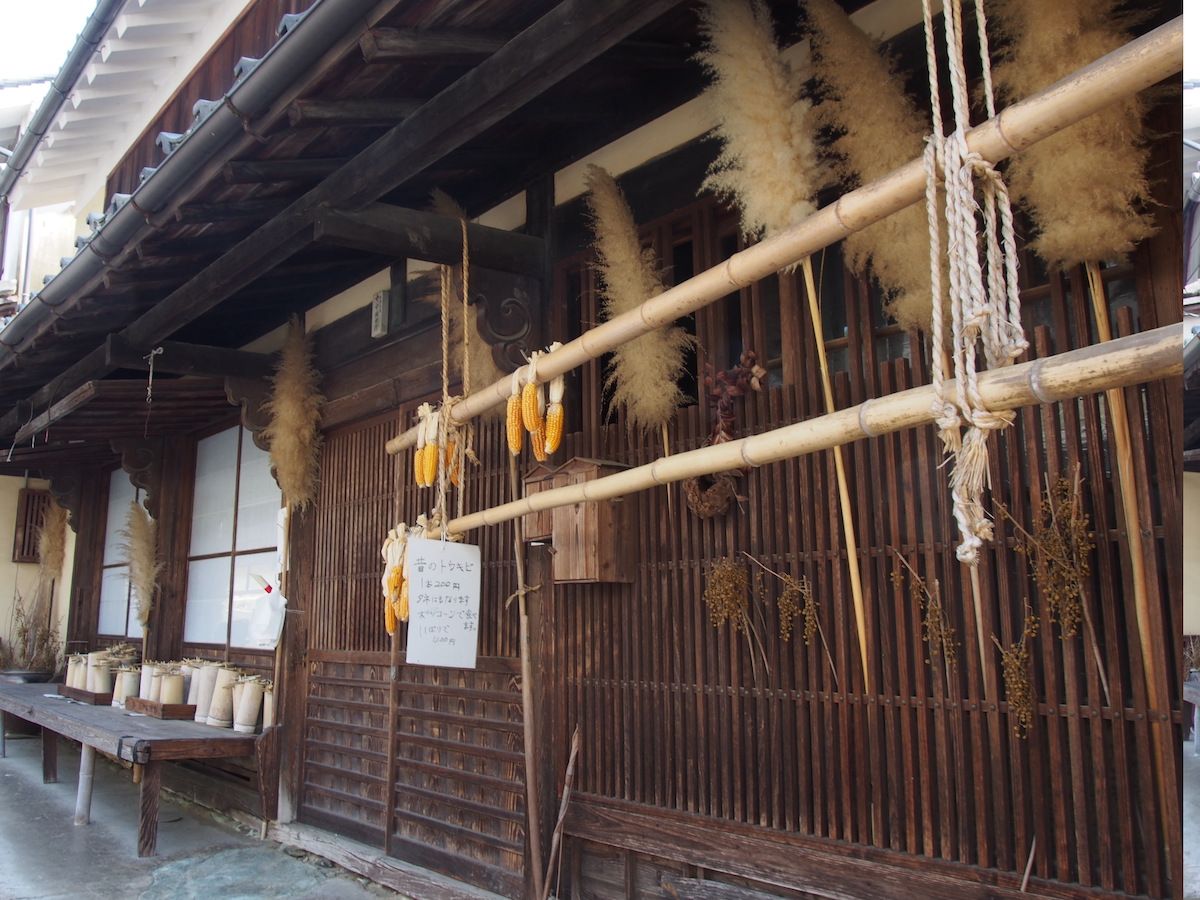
xmin=229 ymin=551 xmax=279 ymax=649
xmin=184 ymin=556 xmax=232 ymax=644
xmin=102 ymin=470 xmax=136 ymax=566
xmin=97 ymin=565 xmax=129 ymax=636
xmin=236 ymin=429 xmax=280 ymax=551
xmin=126 ymin=602 xmax=144 ymax=640
xmin=189 ymin=426 xmax=239 ymax=556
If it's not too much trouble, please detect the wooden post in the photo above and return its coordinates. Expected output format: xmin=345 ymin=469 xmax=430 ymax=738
xmin=74 ymin=744 xmax=96 ymax=826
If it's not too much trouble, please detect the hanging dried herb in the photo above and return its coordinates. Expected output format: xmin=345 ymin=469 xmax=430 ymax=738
xmin=704 ymin=557 xmax=750 ymax=632
xmin=891 ymin=550 xmax=958 ymax=671
xmin=994 ymin=606 xmax=1039 ymax=739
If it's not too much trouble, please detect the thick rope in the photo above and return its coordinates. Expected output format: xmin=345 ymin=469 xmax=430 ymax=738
xmin=921 ymin=0 xmax=1027 ymax=564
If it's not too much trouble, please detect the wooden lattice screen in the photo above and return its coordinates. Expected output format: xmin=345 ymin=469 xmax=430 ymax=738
xmin=12 ymin=488 xmax=51 ymax=564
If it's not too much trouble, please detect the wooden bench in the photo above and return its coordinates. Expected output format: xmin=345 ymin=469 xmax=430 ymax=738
xmin=0 ymin=680 xmax=275 ymax=856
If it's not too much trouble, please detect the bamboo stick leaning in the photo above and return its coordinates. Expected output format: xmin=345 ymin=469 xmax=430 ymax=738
xmin=385 ymin=17 xmax=1182 ymax=455
xmin=436 ymin=325 xmax=1177 ymax=536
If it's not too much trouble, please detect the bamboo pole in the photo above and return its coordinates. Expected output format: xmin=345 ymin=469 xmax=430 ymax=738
xmin=798 ymin=257 xmax=870 ymax=691
xmin=1083 ymin=260 xmax=1174 ymax=869
xmin=435 ymin=325 xmax=1177 ymax=536
xmin=386 ymin=18 xmax=1182 ymax=456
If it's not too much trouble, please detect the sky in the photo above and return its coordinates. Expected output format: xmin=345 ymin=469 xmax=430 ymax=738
xmin=0 ymin=0 xmax=97 ymax=83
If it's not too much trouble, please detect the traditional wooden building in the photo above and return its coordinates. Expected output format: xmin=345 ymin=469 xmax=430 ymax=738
xmin=0 ymin=0 xmax=1185 ymax=897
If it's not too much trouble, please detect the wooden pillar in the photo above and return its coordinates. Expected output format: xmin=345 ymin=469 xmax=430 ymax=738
xmin=526 ymin=544 xmax=558 ymax=893
xmin=74 ymin=744 xmax=96 ymax=825
xmin=147 ymin=436 xmax=196 ymax=662
xmin=276 ymin=503 xmax=314 ymax=824
xmin=64 ymin=473 xmax=108 ymax=649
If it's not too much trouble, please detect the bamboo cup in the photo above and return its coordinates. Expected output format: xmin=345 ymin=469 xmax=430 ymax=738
xmin=262 ymin=687 xmax=275 ymax=729
xmin=186 ymin=664 xmax=202 ymax=705
xmin=139 ymin=663 xmax=158 ymax=700
xmin=91 ymin=664 xmax=112 ymax=695
xmin=114 ymin=670 xmax=140 ymax=708
xmin=85 ymin=651 xmax=109 ymax=693
xmin=66 ymin=656 xmax=82 ymax=689
xmin=149 ymin=671 xmax=162 ymax=702
xmin=234 ymin=679 xmax=265 ymax=734
xmin=206 ymin=667 xmax=238 ymax=727
xmin=231 ymin=681 xmax=245 ymax=716
xmin=193 ymin=663 xmax=221 ymax=722
xmin=160 ymin=673 xmax=184 ymax=705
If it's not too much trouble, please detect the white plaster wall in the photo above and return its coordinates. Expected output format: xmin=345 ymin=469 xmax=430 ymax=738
xmin=0 ymin=476 xmax=74 ymax=662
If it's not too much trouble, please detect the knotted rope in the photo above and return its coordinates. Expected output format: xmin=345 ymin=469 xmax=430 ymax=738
xmin=921 ymin=0 xmax=1027 ymax=564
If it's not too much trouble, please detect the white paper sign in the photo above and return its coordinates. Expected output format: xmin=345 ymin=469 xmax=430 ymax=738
xmin=405 ymin=537 xmax=482 ymax=669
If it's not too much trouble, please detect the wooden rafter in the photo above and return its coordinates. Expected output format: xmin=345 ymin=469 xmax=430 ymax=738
xmin=104 ymin=335 xmax=276 ymax=380
xmin=222 ymin=157 xmax=349 ymax=184
xmin=286 ymin=98 xmax=422 ymax=128
xmin=358 ymin=27 xmax=505 ymax=63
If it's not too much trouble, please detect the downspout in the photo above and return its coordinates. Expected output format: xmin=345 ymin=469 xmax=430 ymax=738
xmin=0 ymin=0 xmax=389 ymax=371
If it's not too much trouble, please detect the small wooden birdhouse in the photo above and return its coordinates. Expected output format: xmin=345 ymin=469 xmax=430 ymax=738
xmin=549 ymin=457 xmax=632 ymax=584
xmin=521 ymin=462 xmax=557 ymax=542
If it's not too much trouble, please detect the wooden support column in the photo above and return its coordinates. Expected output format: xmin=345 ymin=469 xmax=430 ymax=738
xmin=138 ymin=759 xmax=162 ymax=857
xmin=74 ymin=744 xmax=96 ymax=825
xmin=526 ymin=545 xmax=558 ymax=896
xmin=276 ymin=503 xmax=314 ymax=825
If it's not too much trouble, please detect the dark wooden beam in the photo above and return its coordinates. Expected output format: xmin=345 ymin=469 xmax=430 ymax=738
xmin=174 ymin=196 xmax=293 ymax=225
xmin=15 ymin=382 xmax=98 ymax=444
xmin=313 ymin=203 xmax=546 ymax=278
xmin=286 ymin=98 xmax=421 ymax=129
xmin=137 ymin=231 xmax=251 ymax=261
xmin=359 ymin=27 xmax=505 ymax=64
xmin=105 ymin=335 xmax=276 ymax=380
xmin=223 ymin=157 xmax=349 ymax=185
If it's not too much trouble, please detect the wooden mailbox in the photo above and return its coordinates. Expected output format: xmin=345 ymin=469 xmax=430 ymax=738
xmin=521 ymin=462 xmax=557 ymax=542
xmin=548 ymin=457 xmax=632 ymax=584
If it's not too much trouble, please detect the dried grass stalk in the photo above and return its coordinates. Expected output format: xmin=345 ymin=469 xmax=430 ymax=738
xmin=697 ymin=0 xmax=823 ymax=241
xmin=585 ymin=165 xmax=691 ymax=432
xmin=263 ymin=316 xmax=324 ymax=510
xmin=119 ymin=501 xmax=161 ymax=627
xmin=990 ymin=0 xmax=1155 ymax=266
xmin=807 ymin=0 xmax=939 ymax=331
xmin=37 ymin=501 xmax=66 ymax=584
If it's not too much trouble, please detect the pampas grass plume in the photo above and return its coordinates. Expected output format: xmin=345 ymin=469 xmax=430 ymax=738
xmin=991 ymin=0 xmax=1154 ymax=266
xmin=119 ymin=501 xmax=161 ymax=627
xmin=263 ymin=317 xmax=324 ymax=509
xmin=585 ymin=165 xmax=692 ymax=432
xmin=807 ymin=0 xmax=938 ymax=332
xmin=697 ymin=0 xmax=823 ymax=241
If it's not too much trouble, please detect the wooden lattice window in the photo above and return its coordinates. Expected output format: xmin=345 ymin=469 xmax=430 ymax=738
xmin=12 ymin=488 xmax=51 ymax=564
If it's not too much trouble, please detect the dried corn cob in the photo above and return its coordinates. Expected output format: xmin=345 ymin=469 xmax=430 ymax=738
xmin=506 ymin=370 xmax=524 ymax=456
xmin=423 ymin=410 xmax=440 ymax=487
xmin=531 ymin=419 xmax=549 ymax=462
xmin=521 ymin=353 xmax=544 ymax=432
xmin=544 ymin=344 xmax=565 ymax=455
xmin=444 ymin=440 xmax=460 ymax=487
xmin=413 ymin=404 xmax=432 ymax=487
xmin=397 ymin=578 xmax=409 ymax=622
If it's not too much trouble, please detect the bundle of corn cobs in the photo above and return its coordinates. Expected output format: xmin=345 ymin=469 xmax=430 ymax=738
xmin=507 ymin=342 xmax=565 ymax=461
xmin=412 ymin=402 xmax=460 ymax=488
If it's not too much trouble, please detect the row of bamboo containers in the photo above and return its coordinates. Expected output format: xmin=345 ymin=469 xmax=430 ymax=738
xmin=65 ymin=653 xmax=274 ymax=734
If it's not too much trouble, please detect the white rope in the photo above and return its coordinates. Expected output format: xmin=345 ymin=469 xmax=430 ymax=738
xmin=921 ymin=0 xmax=1027 ymax=564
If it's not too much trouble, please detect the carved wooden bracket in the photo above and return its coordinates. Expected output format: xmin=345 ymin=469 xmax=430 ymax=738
xmin=46 ymin=471 xmax=83 ymax=533
xmin=224 ymin=375 xmax=272 ymax=452
xmin=471 ymin=269 xmax=541 ymax=373
xmin=110 ymin=437 xmax=164 ymax=519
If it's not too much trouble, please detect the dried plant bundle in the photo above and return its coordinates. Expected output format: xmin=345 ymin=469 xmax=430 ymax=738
xmin=807 ymin=0 xmax=938 ymax=331
xmin=418 ymin=190 xmax=505 ymax=406
xmin=37 ymin=500 xmax=67 ymax=583
xmin=120 ymin=501 xmax=161 ymax=627
xmin=0 ymin=597 xmax=61 ymax=672
xmin=994 ymin=605 xmax=1039 ymax=739
xmin=705 ymin=556 xmax=750 ymax=631
xmin=990 ymin=0 xmax=1155 ymax=266
xmin=263 ymin=316 xmax=324 ymax=510
xmin=585 ymin=165 xmax=691 ymax=432
xmin=891 ymin=550 xmax=958 ymax=671
xmin=697 ymin=0 xmax=823 ymax=241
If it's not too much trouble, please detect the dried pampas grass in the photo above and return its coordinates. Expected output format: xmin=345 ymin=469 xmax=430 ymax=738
xmin=119 ymin=501 xmax=161 ymax=627
xmin=807 ymin=0 xmax=939 ymax=331
xmin=37 ymin=500 xmax=66 ymax=584
xmin=263 ymin=317 xmax=324 ymax=510
xmin=990 ymin=0 xmax=1154 ymax=266
xmin=585 ymin=164 xmax=692 ymax=432
xmin=697 ymin=0 xmax=823 ymax=242
xmin=418 ymin=190 xmax=506 ymax=404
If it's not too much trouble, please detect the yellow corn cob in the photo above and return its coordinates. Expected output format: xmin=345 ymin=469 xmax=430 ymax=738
xmin=422 ymin=442 xmax=439 ymax=486
xmin=385 ymin=592 xmax=397 ymax=635
xmin=521 ymin=380 xmax=544 ymax=433
xmin=397 ymin=578 xmax=410 ymax=622
xmin=444 ymin=441 xmax=460 ymax=487
xmin=544 ymin=402 xmax=564 ymax=455
xmin=531 ymin=419 xmax=548 ymax=462
xmin=506 ymin=393 xmax=523 ymax=456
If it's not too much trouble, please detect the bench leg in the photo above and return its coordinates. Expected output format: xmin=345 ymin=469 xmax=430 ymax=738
xmin=1194 ymin=702 xmax=1199 ymax=758
xmin=74 ymin=745 xmax=96 ymax=825
xmin=0 ymin=711 xmax=7 ymax=758
xmin=41 ymin=728 xmax=57 ymax=784
xmin=138 ymin=759 xmax=161 ymax=858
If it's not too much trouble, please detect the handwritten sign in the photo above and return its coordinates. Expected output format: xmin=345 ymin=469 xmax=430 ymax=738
xmin=405 ymin=537 xmax=482 ymax=669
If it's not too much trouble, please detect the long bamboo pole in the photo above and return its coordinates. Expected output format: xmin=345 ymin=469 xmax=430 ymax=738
xmin=386 ymin=18 xmax=1182 ymax=455
xmin=1083 ymin=261 xmax=1175 ymax=870
xmin=434 ymin=325 xmax=1177 ymax=536
xmin=799 ymin=257 xmax=869 ymax=691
